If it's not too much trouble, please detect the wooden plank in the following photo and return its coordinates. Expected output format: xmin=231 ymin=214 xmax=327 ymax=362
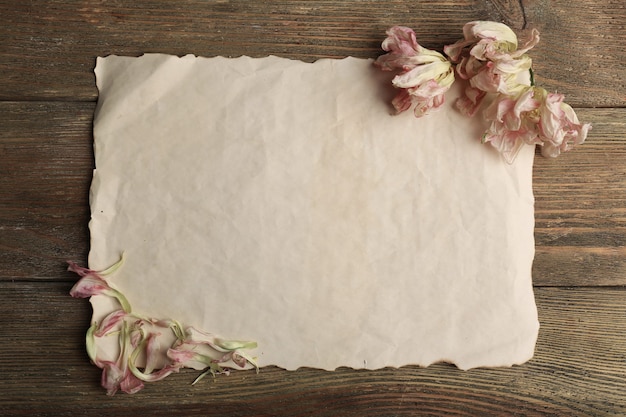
xmin=0 ymin=282 xmax=624 ymax=415
xmin=1 ymin=104 xmax=625 ymax=285
xmin=0 ymin=0 xmax=624 ymax=105
xmin=532 ymin=108 xmax=626 ymax=286
xmin=0 ymin=102 xmax=93 ymax=278
xmin=2 ymin=1 xmax=623 ymax=415
xmin=526 ymin=0 xmax=626 ymax=106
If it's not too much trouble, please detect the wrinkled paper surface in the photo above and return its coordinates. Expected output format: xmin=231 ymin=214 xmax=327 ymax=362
xmin=90 ymin=54 xmax=539 ymax=371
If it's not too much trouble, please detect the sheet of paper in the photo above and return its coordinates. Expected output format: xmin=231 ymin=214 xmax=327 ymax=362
xmin=90 ymin=54 xmax=539 ymax=371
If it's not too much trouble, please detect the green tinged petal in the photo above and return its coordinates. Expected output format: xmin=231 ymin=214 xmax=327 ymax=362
xmin=215 ymin=338 xmax=258 ymax=351
xmin=99 ymin=252 xmax=125 ymax=276
xmin=105 ymin=288 xmax=132 ymax=313
xmin=471 ymin=21 xmax=518 ymax=48
xmin=86 ymin=323 xmax=98 ymax=364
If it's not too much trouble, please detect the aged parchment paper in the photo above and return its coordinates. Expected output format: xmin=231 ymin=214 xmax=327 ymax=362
xmin=90 ymin=54 xmax=538 ymax=371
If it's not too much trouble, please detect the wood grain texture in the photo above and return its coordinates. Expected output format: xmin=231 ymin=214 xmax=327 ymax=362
xmin=0 ymin=283 xmax=624 ymax=416
xmin=532 ymin=108 xmax=626 ymax=286
xmin=524 ymin=0 xmax=626 ymax=106
xmin=1 ymin=0 xmax=624 ymax=105
xmin=0 ymin=102 xmax=93 ymax=278
xmin=1 ymin=0 xmax=625 ymax=415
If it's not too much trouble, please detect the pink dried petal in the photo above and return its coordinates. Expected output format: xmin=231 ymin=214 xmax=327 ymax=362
xmin=445 ymin=21 xmax=518 ymax=63
xmin=95 ymin=310 xmax=127 ymax=337
xmin=68 ymin=256 xmax=131 ymax=312
xmin=494 ymin=54 xmax=532 ymax=75
xmin=376 ymin=26 xmax=455 ymax=117
xmin=411 ymin=94 xmax=446 ymax=118
xmin=129 ymin=326 xmax=144 ymax=348
xmin=511 ymin=29 xmax=540 ymax=58
xmin=391 ymin=89 xmax=413 ymax=114
xmin=487 ymin=88 xmax=539 ymax=131
xmin=231 ymin=352 xmax=247 ymax=368
xmin=483 ymin=131 xmax=528 ymax=164
xmin=67 ymin=253 xmax=125 ymax=278
xmin=537 ymin=91 xmax=590 ymax=157
xmin=511 ymin=89 xmax=540 ymax=123
xmin=100 ymin=361 xmax=124 ymax=396
xmin=69 ymin=273 xmax=113 ymax=298
xmin=67 ymin=261 xmax=93 ymax=277
xmin=128 ymin=333 xmax=182 ymax=382
xmin=374 ymin=26 xmax=425 ymax=72
xmin=392 ymin=60 xmax=452 ymax=89
xmin=469 ymin=62 xmax=502 ymax=93
xmin=183 ymin=327 xmax=223 ymax=350
xmin=454 ymin=86 xmax=486 ymax=117
xmin=119 ymin=371 xmax=145 ymax=395
xmin=454 ymin=55 xmax=484 ymax=80
xmin=443 ymin=39 xmax=474 ymax=62
xmin=167 ymin=346 xmax=216 ymax=370
xmin=167 ymin=348 xmax=198 ymax=365
xmin=538 ymin=92 xmax=566 ymax=142
xmin=468 ymin=56 xmax=533 ymax=97
xmin=143 ymin=332 xmax=161 ymax=375
xmin=540 ymin=142 xmax=561 ymax=158
xmin=381 ymin=26 xmax=420 ymax=56
xmin=466 ymin=21 xmax=518 ymax=54
xmin=482 ymin=87 xmax=543 ymax=162
xmin=99 ymin=354 xmax=144 ymax=396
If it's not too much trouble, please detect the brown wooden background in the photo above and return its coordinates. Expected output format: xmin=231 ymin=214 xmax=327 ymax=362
xmin=1 ymin=1 xmax=625 ymax=415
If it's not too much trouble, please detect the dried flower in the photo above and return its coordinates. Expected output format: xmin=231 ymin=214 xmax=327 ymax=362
xmin=443 ymin=21 xmax=540 ymax=117
xmin=128 ymin=330 xmax=182 ymax=383
xmin=444 ymin=21 xmax=538 ymax=63
xmin=482 ymin=86 xmax=590 ymax=162
xmin=536 ymin=89 xmax=591 ymax=158
xmin=68 ymin=256 xmax=258 ymax=394
xmin=96 ymin=321 xmax=145 ymax=395
xmin=482 ymin=87 xmax=542 ymax=163
xmin=374 ymin=26 xmax=454 ymax=117
xmin=167 ymin=327 xmax=258 ymax=384
xmin=94 ymin=309 xmax=127 ymax=337
xmin=68 ymin=254 xmax=130 ymax=312
xmin=450 ymin=21 xmax=591 ymax=162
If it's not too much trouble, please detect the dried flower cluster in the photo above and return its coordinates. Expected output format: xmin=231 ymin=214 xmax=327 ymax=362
xmin=69 ymin=255 xmax=258 ymax=395
xmin=375 ymin=22 xmax=590 ymax=162
xmin=374 ymin=26 xmax=455 ymax=117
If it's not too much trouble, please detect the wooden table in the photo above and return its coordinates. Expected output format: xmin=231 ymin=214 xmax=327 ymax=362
xmin=1 ymin=1 xmax=624 ymax=415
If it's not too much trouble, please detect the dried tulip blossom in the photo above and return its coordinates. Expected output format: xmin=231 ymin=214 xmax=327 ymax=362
xmin=375 ymin=21 xmax=589 ymax=162
xmin=437 ymin=20 xmax=588 ymax=161
xmin=535 ymin=88 xmax=591 ymax=157
xmin=444 ymin=21 xmax=539 ymax=63
xmin=482 ymin=86 xmax=591 ymax=162
xmin=68 ymin=256 xmax=258 ymax=395
xmin=482 ymin=87 xmax=542 ymax=163
xmin=444 ymin=21 xmax=540 ymax=116
xmin=68 ymin=256 xmax=131 ymax=312
xmin=374 ymin=26 xmax=455 ymax=117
